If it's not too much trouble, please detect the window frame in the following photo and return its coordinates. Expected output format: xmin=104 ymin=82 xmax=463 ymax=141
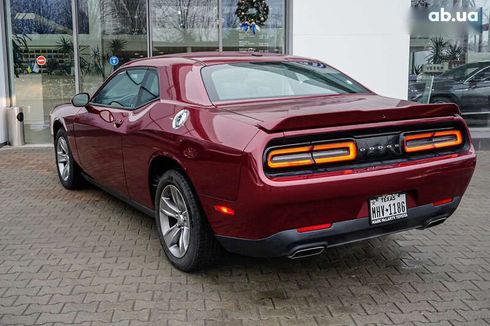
xmin=90 ymin=66 xmax=161 ymax=111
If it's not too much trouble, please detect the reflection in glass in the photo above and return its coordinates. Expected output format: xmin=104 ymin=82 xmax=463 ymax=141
xmin=5 ymin=0 xmax=288 ymax=144
xmin=151 ymin=0 xmax=219 ymax=55
xmin=202 ymin=62 xmax=369 ymax=101
xmin=223 ymin=0 xmax=285 ymax=53
xmin=409 ymin=1 xmax=490 ymax=129
xmin=78 ymin=0 xmax=148 ymax=95
xmin=8 ymin=0 xmax=75 ymax=143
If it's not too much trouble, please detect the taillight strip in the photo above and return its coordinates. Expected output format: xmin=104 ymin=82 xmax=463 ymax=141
xmin=267 ymin=141 xmax=357 ymax=169
xmin=267 ymin=146 xmax=314 ymax=168
xmin=313 ymin=142 xmax=357 ymax=164
xmin=404 ymin=129 xmax=463 ymax=153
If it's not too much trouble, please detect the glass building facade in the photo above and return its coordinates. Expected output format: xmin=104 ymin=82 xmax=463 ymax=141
xmin=409 ymin=0 xmax=490 ymax=142
xmin=3 ymin=0 xmax=287 ymax=144
xmin=1 ymin=0 xmax=489 ymax=146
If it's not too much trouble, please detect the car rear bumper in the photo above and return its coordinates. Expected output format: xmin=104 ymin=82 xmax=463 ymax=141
xmin=216 ymin=197 xmax=460 ymax=258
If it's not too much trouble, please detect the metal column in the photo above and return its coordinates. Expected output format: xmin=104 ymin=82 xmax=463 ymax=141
xmin=218 ymin=0 xmax=223 ymax=52
xmin=71 ymin=0 xmax=81 ymax=93
xmin=147 ymin=0 xmax=153 ymax=57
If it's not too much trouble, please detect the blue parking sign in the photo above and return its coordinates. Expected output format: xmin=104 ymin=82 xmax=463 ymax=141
xmin=109 ymin=56 xmax=119 ymax=66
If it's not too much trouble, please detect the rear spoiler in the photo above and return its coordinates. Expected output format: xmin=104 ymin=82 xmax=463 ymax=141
xmin=258 ymin=103 xmax=461 ymax=132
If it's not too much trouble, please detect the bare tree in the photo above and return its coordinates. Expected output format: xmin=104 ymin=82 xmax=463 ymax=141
xmin=101 ymin=0 xmax=147 ymax=35
xmin=152 ymin=0 xmax=217 ymax=44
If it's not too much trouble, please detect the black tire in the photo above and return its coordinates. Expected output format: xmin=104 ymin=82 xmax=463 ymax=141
xmin=155 ymin=170 xmax=221 ymax=272
xmin=54 ymin=128 xmax=84 ymax=189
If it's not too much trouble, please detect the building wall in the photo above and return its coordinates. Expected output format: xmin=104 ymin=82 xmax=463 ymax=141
xmin=0 ymin=0 xmax=9 ymax=144
xmin=291 ymin=0 xmax=411 ymax=100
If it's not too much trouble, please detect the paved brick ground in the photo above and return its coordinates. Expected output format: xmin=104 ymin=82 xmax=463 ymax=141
xmin=0 ymin=147 xmax=489 ymax=326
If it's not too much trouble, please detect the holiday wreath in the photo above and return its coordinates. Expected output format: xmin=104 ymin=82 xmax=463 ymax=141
xmin=235 ymin=0 xmax=269 ymax=34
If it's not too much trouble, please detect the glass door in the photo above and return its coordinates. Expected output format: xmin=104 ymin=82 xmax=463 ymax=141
xmin=6 ymin=0 xmax=76 ymax=144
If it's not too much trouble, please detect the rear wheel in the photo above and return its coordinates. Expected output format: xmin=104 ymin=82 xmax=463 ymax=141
xmin=430 ymin=96 xmax=455 ymax=104
xmin=55 ymin=129 xmax=84 ymax=189
xmin=155 ymin=170 xmax=221 ymax=272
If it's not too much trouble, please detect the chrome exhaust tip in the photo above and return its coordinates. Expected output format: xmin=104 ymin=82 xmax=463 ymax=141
xmin=424 ymin=216 xmax=448 ymax=229
xmin=288 ymin=246 xmax=325 ymax=259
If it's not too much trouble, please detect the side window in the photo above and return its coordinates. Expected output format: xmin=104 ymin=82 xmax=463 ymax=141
xmin=92 ymin=69 xmax=147 ymax=109
xmin=471 ymin=68 xmax=490 ymax=83
xmin=137 ymin=70 xmax=160 ymax=107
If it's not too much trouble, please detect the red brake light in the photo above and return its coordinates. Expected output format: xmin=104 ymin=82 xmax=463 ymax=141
xmin=312 ymin=141 xmax=357 ymax=164
xmin=404 ymin=129 xmax=463 ymax=153
xmin=267 ymin=146 xmax=314 ymax=168
xmin=267 ymin=141 xmax=357 ymax=169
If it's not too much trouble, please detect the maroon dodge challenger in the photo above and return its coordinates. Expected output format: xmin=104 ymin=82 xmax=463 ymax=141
xmin=50 ymin=52 xmax=476 ymax=272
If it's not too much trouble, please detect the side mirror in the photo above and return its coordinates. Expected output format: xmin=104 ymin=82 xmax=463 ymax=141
xmin=71 ymin=93 xmax=90 ymax=107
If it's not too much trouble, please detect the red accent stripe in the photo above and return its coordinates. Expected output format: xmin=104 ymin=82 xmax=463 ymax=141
xmin=297 ymin=223 xmax=332 ymax=233
xmin=432 ymin=198 xmax=453 ymax=206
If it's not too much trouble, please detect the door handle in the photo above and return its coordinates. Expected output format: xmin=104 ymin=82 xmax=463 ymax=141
xmin=114 ymin=118 xmax=124 ymax=128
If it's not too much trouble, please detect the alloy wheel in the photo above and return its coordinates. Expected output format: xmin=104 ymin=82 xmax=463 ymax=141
xmin=159 ymin=185 xmax=191 ymax=258
xmin=56 ymin=137 xmax=70 ymax=181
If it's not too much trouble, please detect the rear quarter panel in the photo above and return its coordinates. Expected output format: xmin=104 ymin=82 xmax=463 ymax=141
xmin=122 ymin=63 xmax=260 ymax=208
xmin=123 ymin=102 xmax=259 ymax=209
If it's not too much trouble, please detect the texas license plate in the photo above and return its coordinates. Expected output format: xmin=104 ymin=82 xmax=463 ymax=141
xmin=369 ymin=193 xmax=408 ymax=225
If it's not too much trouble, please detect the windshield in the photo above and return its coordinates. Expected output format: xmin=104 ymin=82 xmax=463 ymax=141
xmin=201 ymin=61 xmax=370 ymax=102
xmin=438 ymin=62 xmax=488 ymax=81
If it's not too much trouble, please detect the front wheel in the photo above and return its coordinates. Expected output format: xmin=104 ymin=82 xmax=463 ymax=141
xmin=155 ymin=170 xmax=221 ymax=272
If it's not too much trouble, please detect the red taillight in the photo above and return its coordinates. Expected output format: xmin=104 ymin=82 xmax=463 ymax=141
xmin=432 ymin=198 xmax=453 ymax=206
xmin=214 ymin=205 xmax=235 ymax=216
xmin=297 ymin=223 xmax=332 ymax=233
xmin=404 ymin=129 xmax=463 ymax=153
xmin=267 ymin=145 xmax=314 ymax=168
xmin=267 ymin=141 xmax=357 ymax=169
xmin=312 ymin=141 xmax=357 ymax=164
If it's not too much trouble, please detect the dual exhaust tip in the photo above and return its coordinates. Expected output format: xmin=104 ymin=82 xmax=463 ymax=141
xmin=288 ymin=217 xmax=448 ymax=259
xmin=289 ymin=246 xmax=325 ymax=259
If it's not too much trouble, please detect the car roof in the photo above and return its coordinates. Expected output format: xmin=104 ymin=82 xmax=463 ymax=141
xmin=122 ymin=51 xmax=312 ymax=68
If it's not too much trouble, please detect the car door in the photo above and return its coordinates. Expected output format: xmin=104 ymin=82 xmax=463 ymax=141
xmin=460 ymin=67 xmax=490 ymax=118
xmin=121 ymin=68 xmax=163 ymax=206
xmin=74 ymin=68 xmax=148 ymax=195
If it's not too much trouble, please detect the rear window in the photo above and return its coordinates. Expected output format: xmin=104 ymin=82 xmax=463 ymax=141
xmin=201 ymin=61 xmax=369 ymax=102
